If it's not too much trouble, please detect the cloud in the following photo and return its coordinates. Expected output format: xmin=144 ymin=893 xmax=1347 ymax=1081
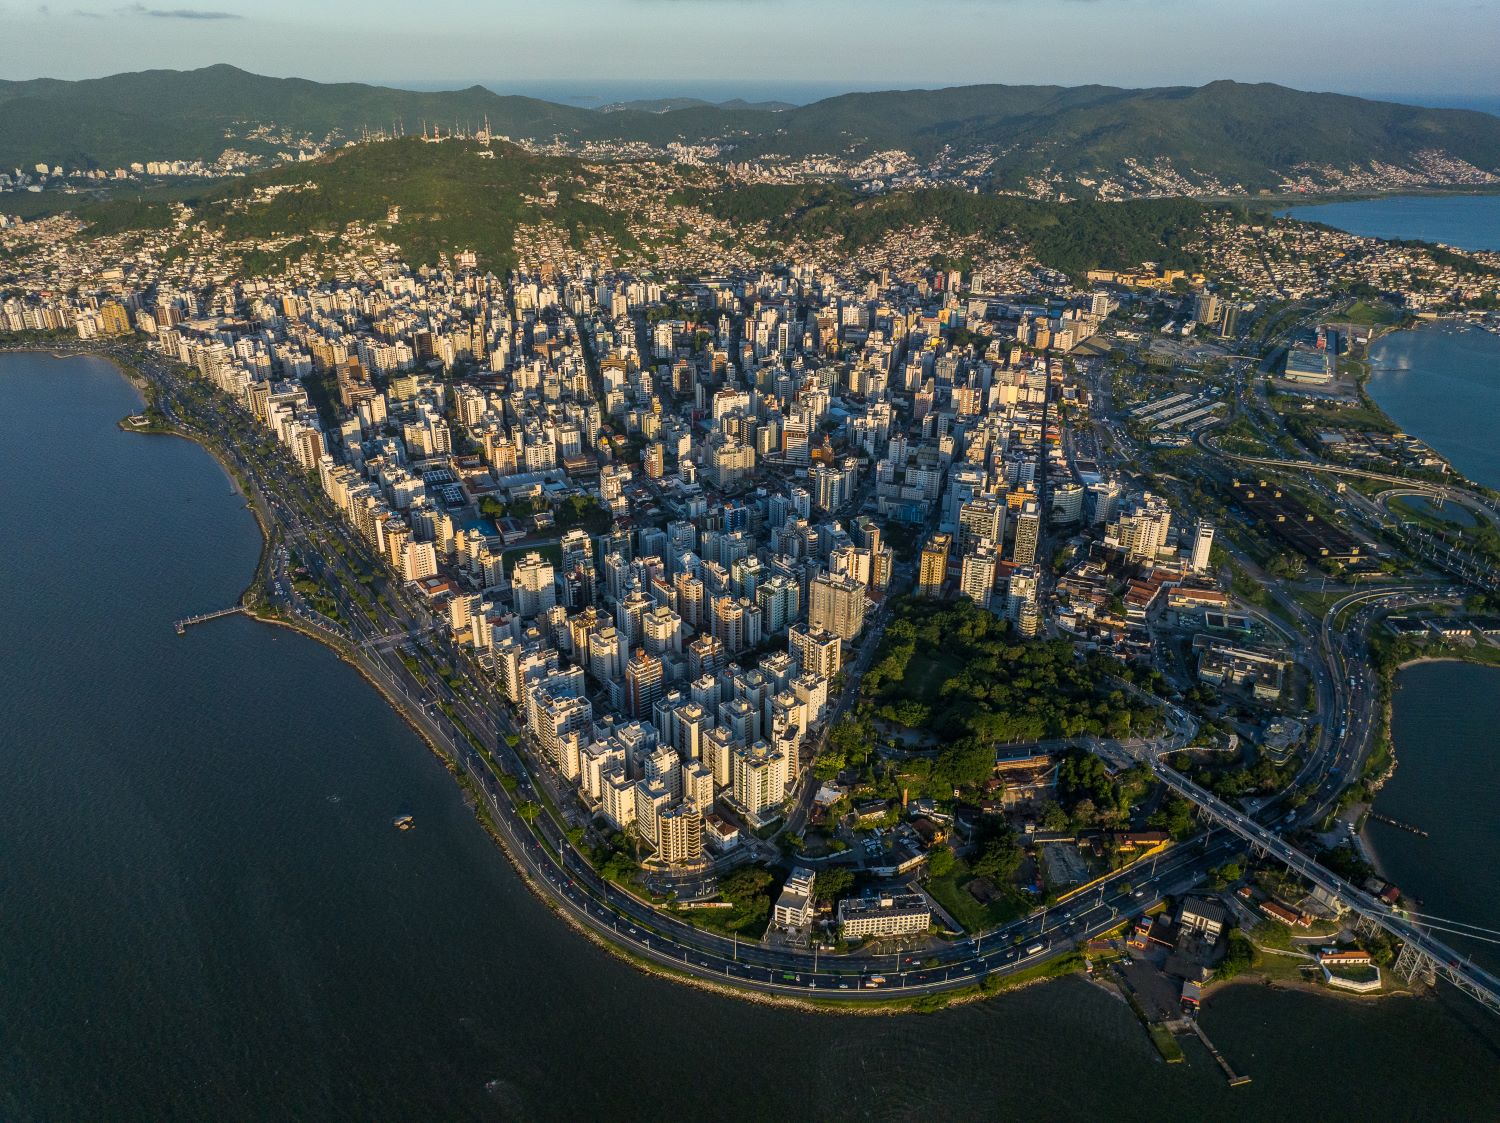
xmin=118 ymin=2 xmax=243 ymax=16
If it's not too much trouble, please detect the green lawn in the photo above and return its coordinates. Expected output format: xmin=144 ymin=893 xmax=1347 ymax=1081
xmin=1149 ymin=1024 xmax=1186 ymax=1063
xmin=1339 ymin=300 xmax=1403 ymax=327
xmin=927 ymin=861 xmax=1028 ymax=933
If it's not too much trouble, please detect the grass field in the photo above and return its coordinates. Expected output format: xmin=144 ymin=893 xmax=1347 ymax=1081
xmin=1337 ymin=300 xmax=1404 ymax=327
xmin=927 ymin=858 xmax=1028 ymax=933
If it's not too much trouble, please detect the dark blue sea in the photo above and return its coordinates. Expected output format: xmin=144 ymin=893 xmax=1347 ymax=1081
xmin=3 ymin=352 xmax=1499 ymax=1119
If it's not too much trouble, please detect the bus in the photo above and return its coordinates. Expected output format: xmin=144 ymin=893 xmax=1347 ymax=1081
xmin=864 ymin=975 xmax=887 ymax=988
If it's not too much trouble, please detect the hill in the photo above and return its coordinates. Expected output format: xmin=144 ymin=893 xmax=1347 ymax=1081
xmin=0 ymin=65 xmax=595 ymax=171
xmin=679 ymin=184 xmax=1217 ymax=277
xmin=66 ymin=139 xmax=1233 ymax=281
xmin=83 ymin=138 xmax=636 ymax=273
xmin=3 ymin=67 xmax=1500 ymax=199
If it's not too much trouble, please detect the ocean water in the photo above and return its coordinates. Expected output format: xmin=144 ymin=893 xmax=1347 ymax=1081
xmin=1367 ymin=324 xmax=1500 ymax=490
xmin=1280 ymin=194 xmax=1500 ymax=253
xmin=1368 ymin=662 xmax=1500 ymax=975
xmin=3 ymin=350 xmax=1499 ymax=1120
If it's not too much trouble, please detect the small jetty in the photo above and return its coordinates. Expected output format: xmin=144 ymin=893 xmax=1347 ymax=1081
xmin=174 ymin=606 xmax=245 ymax=634
xmin=1190 ymin=1021 xmax=1251 ymax=1087
xmin=1371 ymin=812 xmax=1429 ymax=838
xmin=394 ymin=814 xmax=415 ymax=831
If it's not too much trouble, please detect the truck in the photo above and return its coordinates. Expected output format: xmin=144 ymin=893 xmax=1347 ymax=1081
xmin=864 ymin=975 xmax=887 ymax=988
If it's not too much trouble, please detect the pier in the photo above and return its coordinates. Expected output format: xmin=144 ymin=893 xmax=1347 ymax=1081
xmin=173 ymin=606 xmax=245 ymax=634
xmin=1189 ymin=1021 xmax=1251 ymax=1087
xmin=1370 ymin=812 xmax=1429 ymax=838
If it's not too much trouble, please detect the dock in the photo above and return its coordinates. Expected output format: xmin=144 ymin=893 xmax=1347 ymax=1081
xmin=1189 ymin=1020 xmax=1251 ymax=1087
xmin=173 ymin=606 xmax=245 ymax=634
xmin=1371 ymin=812 xmax=1429 ymax=838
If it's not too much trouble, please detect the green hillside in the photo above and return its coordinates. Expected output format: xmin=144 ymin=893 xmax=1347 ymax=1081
xmin=0 ymin=65 xmax=594 ymax=171
xmin=55 ymin=136 xmax=1237 ymax=279
xmin=4 ymin=67 xmax=1500 ymax=197
xmin=84 ymin=138 xmax=637 ymax=273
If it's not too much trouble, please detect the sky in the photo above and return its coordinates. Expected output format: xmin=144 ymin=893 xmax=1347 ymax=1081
xmin=1 ymin=0 xmax=1498 ymax=104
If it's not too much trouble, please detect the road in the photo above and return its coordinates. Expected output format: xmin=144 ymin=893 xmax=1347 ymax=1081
xmin=136 ymin=350 xmax=1247 ymax=1001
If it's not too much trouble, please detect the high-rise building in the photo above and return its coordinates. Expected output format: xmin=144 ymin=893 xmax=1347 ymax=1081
xmin=1050 ymin=483 xmax=1085 ymax=524
xmin=633 ymin=779 xmax=673 ymax=846
xmin=642 ymin=604 xmax=683 ymax=655
xmin=1106 ymin=493 xmax=1174 ymax=565
xmin=511 ymin=551 xmax=557 ymax=617
xmin=1012 ymin=502 xmax=1041 ymax=566
xmin=959 ymin=545 xmax=998 ymax=606
xmin=756 ymin=574 xmax=800 ymax=634
xmin=808 ymin=573 xmax=867 ymax=641
xmin=789 ymin=623 xmax=843 ymax=679
xmin=656 ymin=801 xmax=704 ymax=865
xmin=624 ymin=647 xmax=664 ymax=720
xmin=1007 ymin=565 xmax=1038 ymax=625
xmin=730 ymin=741 xmax=789 ymax=821
xmin=710 ymin=594 xmax=747 ymax=653
xmin=917 ymin=532 xmax=952 ymax=597
xmin=958 ymin=499 xmax=1005 ymax=549
xmin=1086 ymin=479 xmax=1121 ymax=526
xmin=1190 ymin=521 xmax=1216 ymax=574
xmin=687 ymin=632 xmax=724 ymax=679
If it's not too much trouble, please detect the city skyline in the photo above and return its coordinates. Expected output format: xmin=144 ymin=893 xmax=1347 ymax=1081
xmin=5 ymin=0 xmax=1500 ymax=1110
xmin=2 ymin=0 xmax=1499 ymax=102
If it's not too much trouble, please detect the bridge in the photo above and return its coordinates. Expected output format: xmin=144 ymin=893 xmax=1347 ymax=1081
xmin=1205 ymin=437 xmax=1500 ymax=526
xmin=173 ymin=606 xmax=245 ymax=634
xmin=1151 ymin=762 xmax=1500 ymax=1015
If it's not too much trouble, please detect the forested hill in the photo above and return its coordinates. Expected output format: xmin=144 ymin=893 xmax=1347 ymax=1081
xmin=63 ymin=139 xmax=1230 ymax=279
xmin=5 ymin=66 xmax=1500 ymax=198
xmin=71 ymin=138 xmax=635 ymax=274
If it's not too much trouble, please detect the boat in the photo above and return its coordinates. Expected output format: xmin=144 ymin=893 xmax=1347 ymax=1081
xmin=394 ymin=814 xmax=415 ymax=830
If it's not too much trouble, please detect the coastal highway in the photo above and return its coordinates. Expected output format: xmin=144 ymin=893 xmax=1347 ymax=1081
xmin=139 ymin=350 xmax=1246 ymax=1002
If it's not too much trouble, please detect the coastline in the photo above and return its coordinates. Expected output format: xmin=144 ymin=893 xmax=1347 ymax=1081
xmin=13 ymin=342 xmax=1478 ymax=1018
xmin=69 ymin=343 xmax=1026 ymax=1015
xmin=1207 ymin=968 xmax=1420 ymax=1005
xmin=1364 ymin=319 xmax=1500 ymax=499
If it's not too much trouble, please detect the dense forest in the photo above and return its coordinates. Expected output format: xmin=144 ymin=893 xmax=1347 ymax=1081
xmin=862 ymin=597 xmax=1162 ymax=745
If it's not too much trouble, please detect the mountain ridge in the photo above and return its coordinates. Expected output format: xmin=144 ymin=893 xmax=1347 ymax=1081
xmin=3 ymin=65 xmax=1499 ymax=199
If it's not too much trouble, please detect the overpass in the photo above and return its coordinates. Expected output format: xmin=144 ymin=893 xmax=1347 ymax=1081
xmin=1150 ymin=762 xmax=1500 ymax=1016
xmin=1204 ymin=435 xmax=1500 ymax=523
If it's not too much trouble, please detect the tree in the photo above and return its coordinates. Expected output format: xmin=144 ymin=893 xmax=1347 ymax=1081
xmin=1039 ymin=801 xmax=1070 ymax=833
xmin=1216 ymin=929 xmax=1258 ymax=981
xmin=971 ymin=826 xmax=1022 ymax=883
xmin=1149 ymin=794 xmax=1196 ymax=839
xmin=814 ymin=866 xmax=855 ymax=904
xmin=926 ymin=845 xmax=957 ymax=879
xmin=719 ymin=867 xmax=772 ymax=906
